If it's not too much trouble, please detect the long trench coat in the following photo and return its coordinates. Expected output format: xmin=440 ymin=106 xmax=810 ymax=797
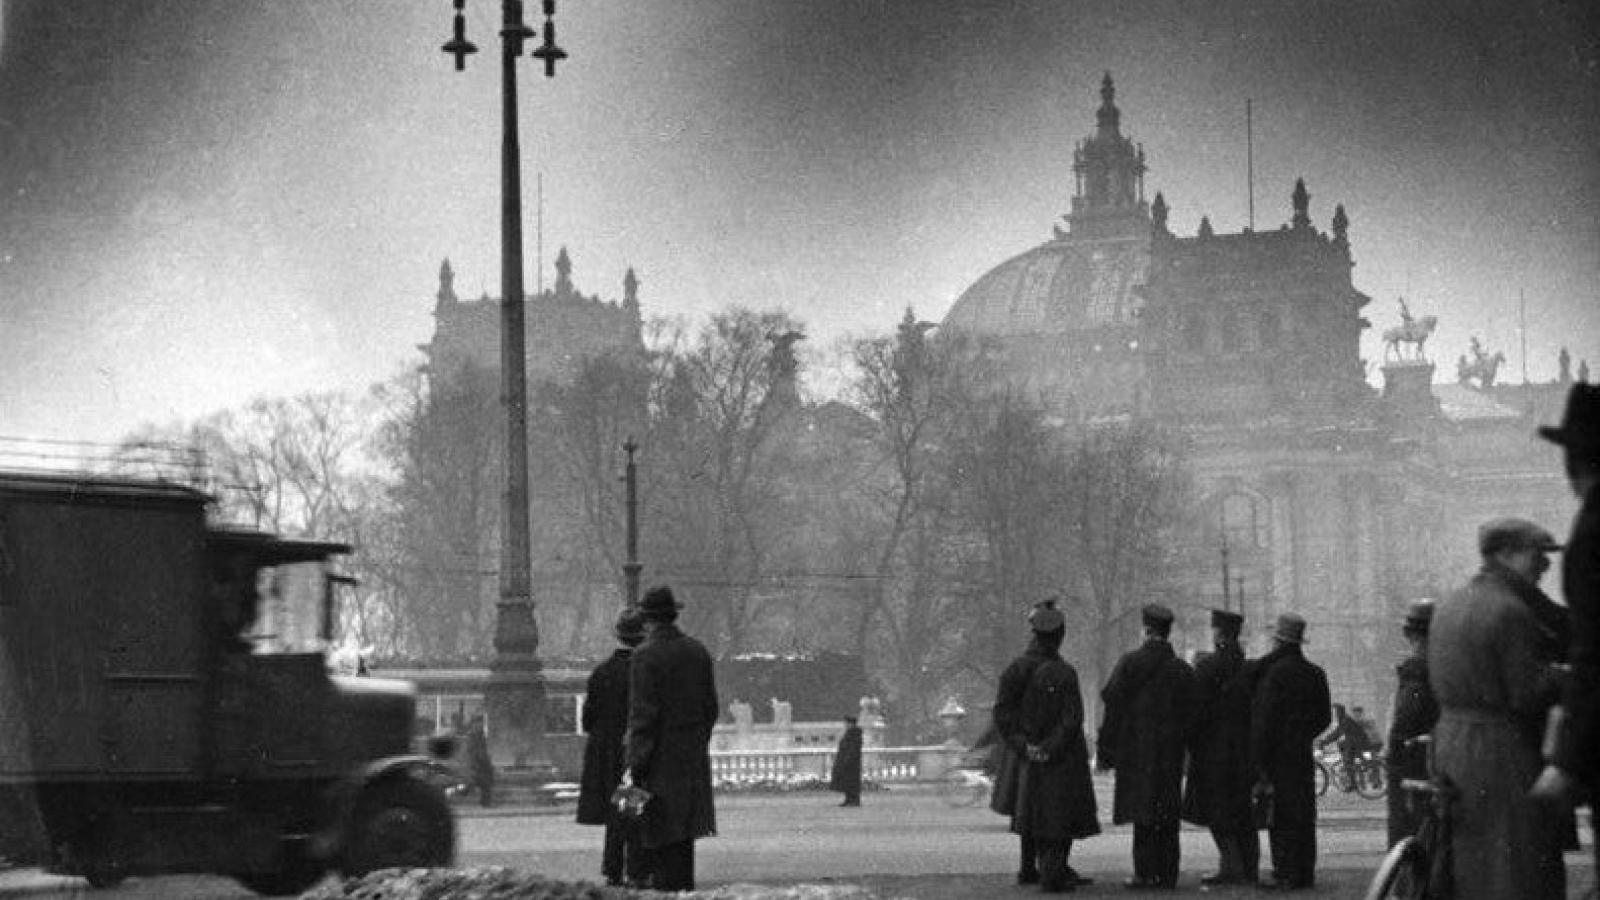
xmin=829 ymin=725 xmax=863 ymax=795
xmin=1429 ymin=565 xmax=1567 ymax=900
xmin=1248 ymin=642 xmax=1331 ymax=819
xmin=625 ymin=623 xmax=719 ymax=849
xmin=1098 ymin=638 xmax=1197 ymax=826
xmin=1181 ymin=641 xmax=1253 ymax=831
xmin=577 ymin=648 xmax=633 ymax=826
xmin=1011 ymin=652 xmax=1101 ymax=842
xmin=990 ymin=641 xmax=1052 ymax=817
xmin=1384 ymin=652 xmax=1437 ymax=846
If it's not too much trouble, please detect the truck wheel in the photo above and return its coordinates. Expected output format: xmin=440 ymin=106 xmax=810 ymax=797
xmin=341 ymin=779 xmax=454 ymax=878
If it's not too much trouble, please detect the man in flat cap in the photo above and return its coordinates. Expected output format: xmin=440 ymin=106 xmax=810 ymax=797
xmin=1181 ymin=608 xmax=1259 ymax=886
xmin=625 ymin=585 xmax=719 ymax=892
xmin=1249 ymin=613 xmax=1331 ymax=890
xmin=1532 ymin=383 xmax=1600 ymax=878
xmin=577 ymin=608 xmax=649 ymax=887
xmin=1384 ymin=599 xmax=1438 ymax=847
xmin=1429 ymin=519 xmax=1569 ymax=898
xmin=991 ymin=598 xmax=1095 ymax=890
xmin=1097 ymin=604 xmax=1197 ymax=890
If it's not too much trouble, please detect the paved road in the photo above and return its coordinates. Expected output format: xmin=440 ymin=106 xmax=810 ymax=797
xmin=2 ymin=787 xmax=1591 ymax=898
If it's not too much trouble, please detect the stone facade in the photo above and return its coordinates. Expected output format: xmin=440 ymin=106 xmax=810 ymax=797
xmin=940 ymin=73 xmax=1581 ymax=718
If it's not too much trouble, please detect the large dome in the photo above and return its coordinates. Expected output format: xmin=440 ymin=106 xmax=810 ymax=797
xmin=941 ymin=234 xmax=1149 ymax=337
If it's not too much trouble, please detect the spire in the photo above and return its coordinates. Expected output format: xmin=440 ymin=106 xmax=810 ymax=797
xmin=1198 ymin=215 xmax=1214 ymax=239
xmin=1096 ymin=71 xmax=1120 ymax=137
xmin=1292 ymin=179 xmax=1311 ymax=230
xmin=436 ymin=258 xmax=459 ymax=309
xmin=1332 ymin=203 xmax=1349 ymax=245
xmin=555 ymin=246 xmax=573 ymax=297
xmin=1151 ymin=192 xmax=1169 ymax=233
xmin=623 ymin=267 xmax=640 ymax=311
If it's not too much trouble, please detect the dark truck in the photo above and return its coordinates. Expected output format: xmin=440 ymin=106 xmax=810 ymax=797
xmin=0 ymin=471 xmax=455 ymax=893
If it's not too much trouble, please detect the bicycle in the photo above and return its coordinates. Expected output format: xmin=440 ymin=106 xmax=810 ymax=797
xmin=1364 ymin=736 xmax=1454 ymax=900
xmin=1318 ymin=746 xmax=1387 ymax=799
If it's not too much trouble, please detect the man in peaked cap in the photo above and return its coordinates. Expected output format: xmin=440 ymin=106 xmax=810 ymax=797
xmin=1182 ymin=608 xmax=1259 ymax=886
xmin=1098 ymin=604 xmax=1197 ymax=889
xmin=1385 ymin=599 xmax=1439 ymax=847
xmin=625 ymin=586 xmax=719 ymax=892
xmin=1430 ymin=512 xmax=1572 ymax=899
xmin=1532 ymin=383 xmax=1600 ymax=877
xmin=990 ymin=598 xmax=1095 ymax=890
xmin=1248 ymin=613 xmax=1331 ymax=890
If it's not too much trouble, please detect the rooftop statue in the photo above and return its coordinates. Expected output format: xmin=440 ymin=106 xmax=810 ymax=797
xmin=1456 ymin=336 xmax=1506 ymax=390
xmin=1381 ymin=297 xmax=1437 ymax=363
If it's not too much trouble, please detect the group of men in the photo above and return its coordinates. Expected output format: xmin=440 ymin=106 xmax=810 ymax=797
xmin=575 ymin=585 xmax=718 ymax=892
xmin=991 ymin=595 xmax=1333 ymax=893
xmin=985 ymin=382 xmax=1599 ymax=895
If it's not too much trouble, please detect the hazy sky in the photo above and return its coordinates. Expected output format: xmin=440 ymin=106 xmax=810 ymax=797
xmin=1 ymin=0 xmax=1596 ymax=443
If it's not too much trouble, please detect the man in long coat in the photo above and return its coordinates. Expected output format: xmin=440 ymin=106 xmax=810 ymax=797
xmin=1097 ymin=604 xmax=1196 ymax=890
xmin=992 ymin=599 xmax=1086 ymax=887
xmin=1532 ymin=383 xmax=1600 ymax=877
xmin=1011 ymin=602 xmax=1100 ymax=893
xmin=1430 ymin=518 xmax=1569 ymax=899
xmin=1181 ymin=608 xmax=1258 ymax=886
xmin=577 ymin=608 xmax=647 ymax=887
xmin=625 ymin=585 xmax=719 ymax=892
xmin=829 ymin=716 xmax=863 ymax=807
xmin=1385 ymin=599 xmax=1438 ymax=847
xmin=1249 ymin=612 xmax=1331 ymax=890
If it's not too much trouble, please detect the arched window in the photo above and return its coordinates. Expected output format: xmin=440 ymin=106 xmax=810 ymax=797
xmin=1220 ymin=492 xmax=1270 ymax=550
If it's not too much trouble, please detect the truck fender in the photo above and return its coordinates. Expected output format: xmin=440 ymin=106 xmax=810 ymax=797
xmin=308 ymin=755 xmax=445 ymax=860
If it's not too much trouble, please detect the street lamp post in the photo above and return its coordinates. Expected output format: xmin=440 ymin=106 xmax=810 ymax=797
xmin=443 ymin=0 xmax=566 ymax=774
xmin=622 ymin=437 xmax=642 ymax=608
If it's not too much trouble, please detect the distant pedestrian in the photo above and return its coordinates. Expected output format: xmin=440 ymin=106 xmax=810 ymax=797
xmin=830 ymin=716 xmax=864 ymax=807
xmin=1531 ymin=383 xmax=1600 ymax=878
xmin=1249 ymin=612 xmax=1332 ymax=890
xmin=1181 ymin=608 xmax=1259 ymax=887
xmin=576 ymin=608 xmax=649 ymax=887
xmin=1430 ymin=518 xmax=1568 ymax=899
xmin=1010 ymin=599 xmax=1099 ymax=892
xmin=992 ymin=598 xmax=1092 ymax=889
xmin=464 ymin=714 xmax=494 ymax=808
xmin=1385 ymin=598 xmax=1438 ymax=847
xmin=625 ymin=585 xmax=719 ymax=892
xmin=1097 ymin=603 xmax=1197 ymax=890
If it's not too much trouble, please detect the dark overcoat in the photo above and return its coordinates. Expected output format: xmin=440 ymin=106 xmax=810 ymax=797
xmin=1555 ymin=485 xmax=1598 ymax=803
xmin=576 ymin=648 xmax=633 ymax=826
xmin=1249 ymin=642 xmax=1331 ymax=825
xmin=1011 ymin=653 xmax=1101 ymax=841
xmin=1181 ymin=641 xmax=1253 ymax=830
xmin=626 ymin=623 xmax=719 ymax=849
xmin=1384 ymin=652 xmax=1437 ymax=845
xmin=989 ymin=641 xmax=1051 ymax=816
xmin=829 ymin=725 xmax=863 ymax=794
xmin=1098 ymin=638 xmax=1197 ymax=826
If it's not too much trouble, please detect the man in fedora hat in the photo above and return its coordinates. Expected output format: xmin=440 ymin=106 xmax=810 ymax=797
xmin=991 ymin=598 xmax=1095 ymax=890
xmin=1097 ymin=604 xmax=1197 ymax=890
xmin=1384 ymin=599 xmax=1438 ymax=847
xmin=577 ymin=608 xmax=650 ymax=887
xmin=1181 ymin=608 xmax=1259 ymax=886
xmin=1532 ymin=382 xmax=1600 ymax=876
xmin=625 ymin=585 xmax=719 ymax=892
xmin=1249 ymin=612 xmax=1331 ymax=890
xmin=1429 ymin=518 xmax=1570 ymax=899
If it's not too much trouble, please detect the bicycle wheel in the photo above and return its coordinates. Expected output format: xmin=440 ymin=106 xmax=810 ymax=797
xmin=1315 ymin=761 xmax=1330 ymax=797
xmin=1356 ymin=762 xmax=1387 ymax=800
xmin=1364 ymin=836 xmax=1428 ymax=900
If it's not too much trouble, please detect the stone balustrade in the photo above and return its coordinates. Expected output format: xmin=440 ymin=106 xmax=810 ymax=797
xmin=709 ymin=744 xmax=964 ymax=788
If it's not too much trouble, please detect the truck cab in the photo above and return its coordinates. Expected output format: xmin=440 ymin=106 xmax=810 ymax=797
xmin=0 ymin=472 xmax=455 ymax=894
